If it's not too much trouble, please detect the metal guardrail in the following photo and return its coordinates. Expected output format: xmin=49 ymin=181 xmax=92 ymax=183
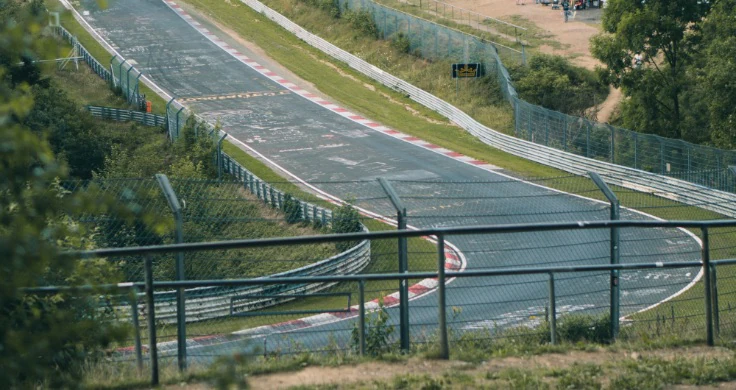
xmin=240 ymin=0 xmax=736 ymax=218
xmin=131 ymin=237 xmax=370 ymax=324
xmin=86 ymin=105 xmax=166 ymax=127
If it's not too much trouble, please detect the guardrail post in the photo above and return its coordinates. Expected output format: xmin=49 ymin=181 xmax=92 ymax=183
xmin=109 ymin=54 xmax=118 ymax=87
xmin=549 ymin=272 xmax=556 ymax=345
xmin=217 ymin=133 xmax=228 ymax=181
xmin=588 ymin=172 xmax=620 ymax=341
xmin=118 ymin=59 xmax=128 ymax=93
xmin=144 ymin=256 xmax=159 ymax=386
xmin=175 ymin=108 xmax=185 ymax=140
xmin=358 ymin=279 xmax=366 ymax=356
xmin=155 ymin=174 xmax=187 ymax=371
xmin=378 ymin=178 xmax=410 ymax=353
xmin=126 ymin=65 xmax=135 ymax=102
xmin=437 ymin=234 xmax=449 ymax=359
xmin=129 ymin=289 xmax=144 ymax=373
xmin=711 ymin=265 xmax=720 ymax=337
xmin=702 ymin=226 xmax=714 ymax=346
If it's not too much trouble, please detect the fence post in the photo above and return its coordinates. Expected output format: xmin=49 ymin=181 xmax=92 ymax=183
xmin=711 ymin=265 xmax=720 ymax=337
xmin=109 ymin=54 xmax=118 ymax=87
xmin=437 ymin=234 xmax=449 ymax=359
xmin=154 ymin=174 xmax=187 ymax=371
xmin=118 ymin=59 xmax=128 ymax=92
xmin=549 ymin=272 xmax=557 ymax=345
xmin=702 ymin=226 xmax=714 ymax=346
xmin=129 ymin=289 xmax=143 ymax=373
xmin=377 ymin=177 xmax=410 ymax=353
xmin=144 ymin=256 xmax=159 ymax=386
xmin=588 ymin=172 xmax=620 ymax=341
xmin=217 ymin=133 xmax=228 ymax=181
xmin=126 ymin=65 xmax=135 ymax=102
xmin=358 ymin=279 xmax=366 ymax=356
xmin=175 ymin=107 xmax=185 ymax=139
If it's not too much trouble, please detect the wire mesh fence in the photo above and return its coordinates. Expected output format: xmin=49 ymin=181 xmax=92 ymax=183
xmin=45 ymin=170 xmax=736 ymax=375
xmin=327 ymin=0 xmax=736 ymax=192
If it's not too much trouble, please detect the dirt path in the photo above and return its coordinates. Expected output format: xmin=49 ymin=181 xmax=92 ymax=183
xmin=243 ymin=347 xmax=735 ymax=389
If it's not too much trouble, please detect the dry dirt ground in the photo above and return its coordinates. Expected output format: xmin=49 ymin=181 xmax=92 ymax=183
xmin=445 ymin=0 xmax=621 ymax=122
xmin=166 ymin=346 xmax=736 ymax=389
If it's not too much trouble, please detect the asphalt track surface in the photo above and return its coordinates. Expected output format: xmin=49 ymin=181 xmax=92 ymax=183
xmin=77 ymin=0 xmax=701 ymax=361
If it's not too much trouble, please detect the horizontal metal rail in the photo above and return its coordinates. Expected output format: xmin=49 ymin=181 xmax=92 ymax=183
xmin=68 ymin=219 xmax=736 ymax=259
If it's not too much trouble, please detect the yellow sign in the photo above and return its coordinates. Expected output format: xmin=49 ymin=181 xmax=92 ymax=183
xmin=452 ymin=63 xmax=482 ymax=78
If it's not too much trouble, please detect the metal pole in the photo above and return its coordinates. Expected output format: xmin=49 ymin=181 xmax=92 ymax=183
xmin=130 ymin=289 xmax=143 ymax=373
xmin=126 ymin=65 xmax=135 ymax=102
xmin=144 ymin=256 xmax=159 ymax=386
xmin=118 ymin=59 xmax=128 ymax=93
xmin=165 ymin=97 xmax=176 ymax=139
xmin=377 ymin=178 xmax=410 ymax=353
xmin=711 ymin=265 xmax=720 ymax=337
xmin=437 ymin=234 xmax=449 ymax=359
xmin=358 ymin=279 xmax=366 ymax=356
xmin=702 ymin=226 xmax=714 ymax=346
xmin=549 ymin=272 xmax=556 ymax=345
xmin=175 ymin=108 xmax=185 ymax=139
xmin=155 ymin=174 xmax=187 ymax=370
xmin=217 ymin=133 xmax=228 ymax=180
xmin=588 ymin=172 xmax=620 ymax=341
xmin=109 ymin=54 xmax=118 ymax=87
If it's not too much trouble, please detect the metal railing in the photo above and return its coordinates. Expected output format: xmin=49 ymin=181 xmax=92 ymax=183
xmin=25 ymin=218 xmax=736 ymax=385
xmin=86 ymin=105 xmax=166 ymax=127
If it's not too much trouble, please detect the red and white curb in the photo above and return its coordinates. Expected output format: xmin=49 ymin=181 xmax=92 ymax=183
xmin=162 ymin=0 xmax=500 ymax=173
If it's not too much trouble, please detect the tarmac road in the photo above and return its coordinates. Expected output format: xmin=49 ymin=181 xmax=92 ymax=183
xmin=75 ymin=0 xmax=701 ymax=361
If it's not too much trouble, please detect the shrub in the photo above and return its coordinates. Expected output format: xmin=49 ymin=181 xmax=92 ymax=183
xmin=331 ymin=203 xmax=362 ymax=251
xmin=351 ymin=301 xmax=395 ymax=356
xmin=391 ymin=32 xmax=411 ymax=54
xmin=344 ymin=9 xmax=379 ymax=38
xmin=557 ymin=314 xmax=611 ymax=344
xmin=282 ymin=194 xmax=303 ymax=224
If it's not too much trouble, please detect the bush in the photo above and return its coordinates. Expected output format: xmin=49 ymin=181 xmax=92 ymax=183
xmin=344 ymin=10 xmax=379 ymax=38
xmin=510 ymin=54 xmax=608 ymax=117
xmin=557 ymin=314 xmax=611 ymax=344
xmin=351 ymin=301 xmax=395 ymax=356
xmin=391 ymin=32 xmax=411 ymax=54
xmin=331 ymin=203 xmax=362 ymax=251
xmin=282 ymin=194 xmax=303 ymax=224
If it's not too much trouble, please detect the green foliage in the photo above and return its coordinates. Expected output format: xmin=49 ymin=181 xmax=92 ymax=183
xmin=557 ymin=314 xmax=611 ymax=344
xmin=591 ymin=0 xmax=711 ymax=140
xmin=331 ymin=203 xmax=362 ymax=251
xmin=298 ymin=0 xmax=341 ymax=18
xmin=694 ymin=0 xmax=736 ymax=149
xmin=0 ymin=4 xmax=146 ymax=385
xmin=351 ymin=301 xmax=395 ymax=356
xmin=343 ymin=9 xmax=379 ymax=39
xmin=282 ymin=193 xmax=303 ymax=224
xmin=391 ymin=32 xmax=411 ymax=54
xmin=510 ymin=54 xmax=608 ymax=117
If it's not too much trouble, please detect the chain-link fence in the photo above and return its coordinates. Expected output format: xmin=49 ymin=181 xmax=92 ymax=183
xmin=328 ymin=0 xmax=736 ymax=191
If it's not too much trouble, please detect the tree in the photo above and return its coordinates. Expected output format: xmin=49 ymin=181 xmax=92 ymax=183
xmin=0 ymin=4 xmax=148 ymax=386
xmin=695 ymin=0 xmax=736 ymax=148
xmin=590 ymin=0 xmax=711 ymax=140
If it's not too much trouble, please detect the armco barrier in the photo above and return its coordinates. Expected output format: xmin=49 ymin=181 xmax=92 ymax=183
xmin=240 ymin=0 xmax=736 ymax=218
xmin=86 ymin=105 xmax=167 ymax=127
xmin=130 ymin=237 xmax=370 ymax=324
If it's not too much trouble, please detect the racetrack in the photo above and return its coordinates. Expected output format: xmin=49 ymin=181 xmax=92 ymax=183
xmin=73 ymin=0 xmax=701 ymax=361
